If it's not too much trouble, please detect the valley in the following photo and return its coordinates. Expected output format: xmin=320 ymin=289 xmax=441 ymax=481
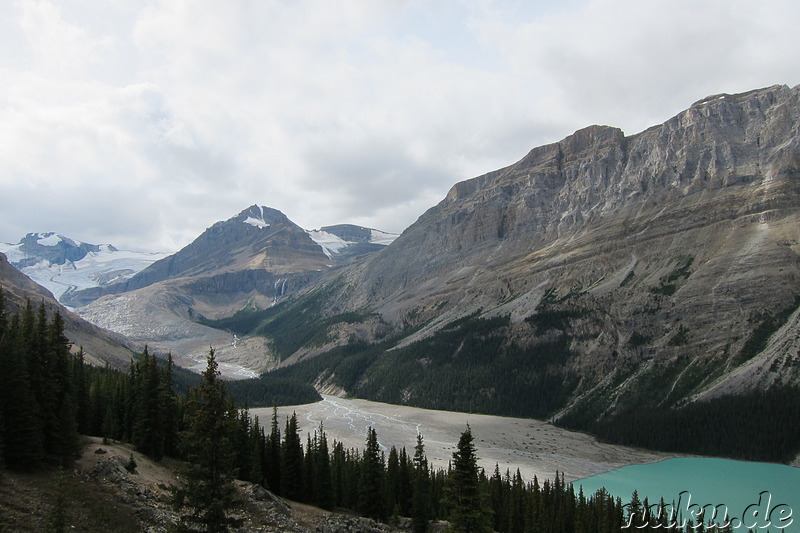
xmin=253 ymin=395 xmax=669 ymax=484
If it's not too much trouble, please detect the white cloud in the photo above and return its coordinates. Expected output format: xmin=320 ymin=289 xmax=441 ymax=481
xmin=0 ymin=0 xmax=798 ymax=252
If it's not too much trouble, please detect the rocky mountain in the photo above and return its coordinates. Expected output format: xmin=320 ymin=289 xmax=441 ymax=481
xmin=28 ymin=84 xmax=800 ymax=443
xmin=69 ymin=206 xmax=396 ymax=377
xmin=0 ymin=232 xmax=169 ymax=303
xmin=0 ymin=252 xmax=137 ymax=369
xmin=232 ymin=84 xmax=800 ymax=427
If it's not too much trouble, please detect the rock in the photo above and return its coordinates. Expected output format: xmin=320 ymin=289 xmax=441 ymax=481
xmin=316 ymin=514 xmax=399 ymax=533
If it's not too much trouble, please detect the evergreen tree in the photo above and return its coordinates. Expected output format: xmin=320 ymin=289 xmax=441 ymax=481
xmin=411 ymin=434 xmax=431 ymax=533
xmin=161 ymin=354 xmax=179 ymax=457
xmin=177 ymin=349 xmax=239 ymax=532
xmin=397 ymin=446 xmax=413 ymax=515
xmin=264 ymin=406 xmax=281 ymax=493
xmin=132 ymin=347 xmax=166 ymax=460
xmin=508 ymin=469 xmax=525 ymax=533
xmin=0 ymin=314 xmax=43 ymax=469
xmin=315 ymin=426 xmax=334 ymax=509
xmin=331 ymin=440 xmax=347 ymax=508
xmin=359 ymin=426 xmax=387 ymax=521
xmin=47 ymin=311 xmax=79 ymax=465
xmin=248 ymin=415 xmax=265 ymax=486
xmin=387 ymin=445 xmax=400 ymax=517
xmin=72 ymin=348 xmax=90 ymax=435
xmin=280 ymin=412 xmax=304 ymax=501
xmin=443 ymin=425 xmax=492 ymax=532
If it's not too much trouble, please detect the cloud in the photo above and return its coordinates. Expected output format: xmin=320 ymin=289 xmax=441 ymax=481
xmin=0 ymin=0 xmax=798 ymax=251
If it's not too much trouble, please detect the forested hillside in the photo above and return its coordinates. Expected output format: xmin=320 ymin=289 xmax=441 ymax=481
xmin=1 ymin=287 xmax=743 ymax=532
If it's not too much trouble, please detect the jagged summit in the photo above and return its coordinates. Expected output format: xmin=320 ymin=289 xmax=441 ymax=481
xmin=0 ymin=232 xmax=103 ymax=267
xmin=0 ymin=233 xmax=166 ymax=303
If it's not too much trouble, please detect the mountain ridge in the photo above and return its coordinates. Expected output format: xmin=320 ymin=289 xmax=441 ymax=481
xmin=234 ymin=83 xmax=800 ymax=425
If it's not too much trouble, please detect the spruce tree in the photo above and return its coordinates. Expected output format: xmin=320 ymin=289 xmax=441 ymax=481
xmin=0 ymin=314 xmax=44 ymax=469
xmin=411 ymin=434 xmax=431 ymax=533
xmin=359 ymin=426 xmax=386 ymax=521
xmin=47 ymin=311 xmax=79 ymax=465
xmin=315 ymin=426 xmax=334 ymax=510
xmin=264 ymin=406 xmax=281 ymax=493
xmin=72 ymin=348 xmax=90 ymax=435
xmin=132 ymin=347 xmax=165 ymax=460
xmin=177 ymin=348 xmax=238 ymax=532
xmin=443 ymin=425 xmax=492 ymax=532
xmin=280 ymin=412 xmax=304 ymax=501
xmin=161 ymin=354 xmax=179 ymax=457
xmin=248 ymin=415 xmax=265 ymax=486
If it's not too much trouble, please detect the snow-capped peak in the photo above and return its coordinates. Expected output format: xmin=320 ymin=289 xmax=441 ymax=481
xmin=0 ymin=233 xmax=169 ymax=305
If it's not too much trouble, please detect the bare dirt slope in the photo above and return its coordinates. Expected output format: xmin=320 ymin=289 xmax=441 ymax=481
xmin=0 ymin=436 xmax=408 ymax=532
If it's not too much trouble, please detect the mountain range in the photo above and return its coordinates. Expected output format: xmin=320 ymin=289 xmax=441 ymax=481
xmin=2 ymin=84 xmax=798 ymax=443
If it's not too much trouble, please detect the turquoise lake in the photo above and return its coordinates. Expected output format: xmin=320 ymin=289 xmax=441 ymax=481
xmin=576 ymin=458 xmax=800 ymax=531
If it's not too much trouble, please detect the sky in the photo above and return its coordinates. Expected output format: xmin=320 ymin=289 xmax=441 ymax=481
xmin=1 ymin=0 xmax=798 ymax=252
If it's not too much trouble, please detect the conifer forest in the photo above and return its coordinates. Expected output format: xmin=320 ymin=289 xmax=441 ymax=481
xmin=0 ymin=291 xmax=767 ymax=532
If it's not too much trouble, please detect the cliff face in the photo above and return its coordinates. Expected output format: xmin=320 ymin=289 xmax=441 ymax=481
xmin=351 ymin=85 xmax=798 ymax=310
xmin=294 ymin=84 xmax=800 ymax=413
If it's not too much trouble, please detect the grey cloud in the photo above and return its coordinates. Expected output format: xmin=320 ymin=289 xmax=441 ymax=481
xmin=1 ymin=0 xmax=798 ymax=252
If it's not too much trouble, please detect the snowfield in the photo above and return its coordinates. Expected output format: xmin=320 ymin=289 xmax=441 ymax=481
xmin=0 ymin=239 xmax=169 ymax=304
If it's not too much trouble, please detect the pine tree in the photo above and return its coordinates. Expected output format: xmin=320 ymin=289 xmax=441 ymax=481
xmin=0 ymin=314 xmax=43 ymax=469
xmin=359 ymin=426 xmax=386 ymax=521
xmin=387 ymin=445 xmax=400 ymax=517
xmin=248 ymin=415 xmax=265 ymax=486
xmin=161 ymin=354 xmax=179 ymax=457
xmin=315 ymin=425 xmax=334 ymax=510
xmin=264 ymin=406 xmax=281 ymax=493
xmin=47 ymin=311 xmax=79 ymax=465
xmin=411 ymin=434 xmax=431 ymax=533
xmin=177 ymin=348 xmax=239 ymax=532
xmin=72 ymin=348 xmax=90 ymax=435
xmin=443 ymin=425 xmax=492 ymax=533
xmin=132 ymin=347 xmax=165 ymax=460
xmin=280 ymin=412 xmax=304 ymax=501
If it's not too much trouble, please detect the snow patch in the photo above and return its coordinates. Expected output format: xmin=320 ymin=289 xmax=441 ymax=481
xmin=307 ymin=228 xmax=399 ymax=258
xmin=243 ymin=205 xmax=270 ymax=229
xmin=370 ymin=229 xmax=399 ymax=246
xmin=37 ymin=233 xmax=65 ymax=246
xmin=307 ymin=230 xmax=351 ymax=258
xmin=244 ymin=216 xmax=270 ymax=229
